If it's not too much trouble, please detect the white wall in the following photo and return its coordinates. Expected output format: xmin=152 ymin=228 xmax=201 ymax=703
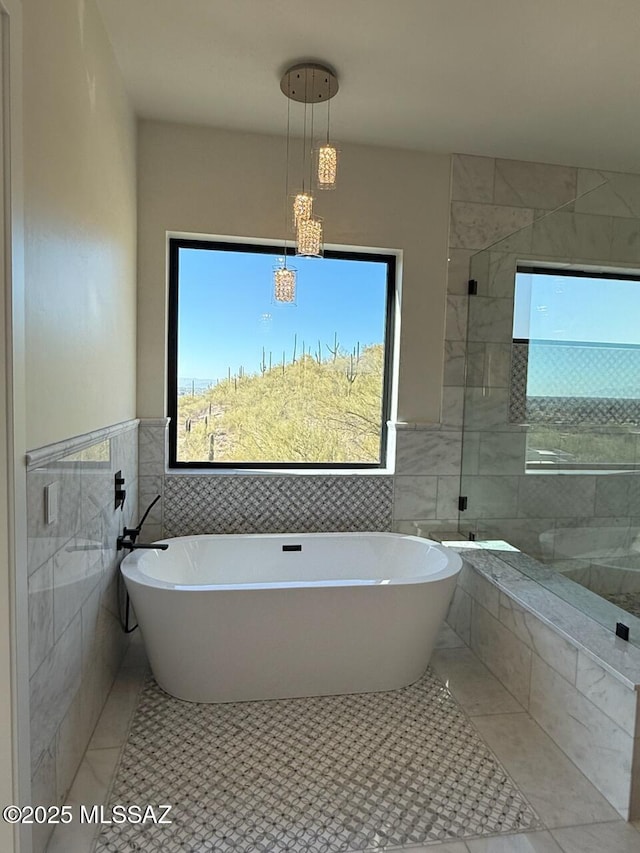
xmin=136 ymin=120 xmax=451 ymax=425
xmin=23 ymin=0 xmax=137 ymax=450
xmin=1 ymin=1 xmax=26 ymax=847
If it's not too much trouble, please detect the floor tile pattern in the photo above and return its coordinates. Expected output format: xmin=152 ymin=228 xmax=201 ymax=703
xmin=94 ymin=670 xmax=540 ymax=853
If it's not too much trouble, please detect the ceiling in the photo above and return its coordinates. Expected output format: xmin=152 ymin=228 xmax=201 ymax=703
xmin=97 ymin=0 xmax=640 ymax=173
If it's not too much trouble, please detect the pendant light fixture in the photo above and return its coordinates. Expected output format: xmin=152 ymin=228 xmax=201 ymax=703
xmin=315 ymin=83 xmax=339 ymax=191
xmin=316 ymin=143 xmax=339 ymax=190
xmin=279 ymin=62 xmax=339 ymax=260
xmin=292 ymin=192 xmax=313 ymax=228
xmin=297 ymin=216 xmax=324 ymax=258
xmin=273 ymin=265 xmax=296 ymax=302
xmin=292 ymin=82 xmax=313 ymax=231
xmin=273 ymin=79 xmax=297 ymax=302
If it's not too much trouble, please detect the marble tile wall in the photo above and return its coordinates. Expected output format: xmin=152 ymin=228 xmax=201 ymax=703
xmin=446 ymin=546 xmax=640 ymax=821
xmin=138 ymin=419 xmax=166 ymax=542
xmin=27 ymin=420 xmax=139 ymax=853
xmin=139 ymin=419 xmax=463 ymax=538
xmin=392 ymin=423 xmax=463 ymax=535
xmin=446 ymin=155 xmax=570 ymax=544
xmin=452 ymin=154 xmax=640 ymax=568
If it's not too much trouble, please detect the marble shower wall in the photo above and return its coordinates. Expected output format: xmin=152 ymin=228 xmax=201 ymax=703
xmin=27 ymin=420 xmax=138 ymax=853
xmin=450 ymin=156 xmax=640 ymax=557
xmin=441 ymin=156 xmax=572 ymax=541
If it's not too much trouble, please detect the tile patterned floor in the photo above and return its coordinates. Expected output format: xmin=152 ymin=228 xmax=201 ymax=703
xmin=47 ymin=628 xmax=640 ymax=853
xmin=93 ymin=670 xmax=540 ymax=853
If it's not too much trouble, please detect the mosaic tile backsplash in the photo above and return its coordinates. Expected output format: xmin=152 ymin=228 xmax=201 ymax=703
xmin=139 ymin=419 xmax=465 ymax=543
xmin=95 ymin=670 xmax=540 ymax=853
xmin=163 ymin=474 xmax=394 ymax=536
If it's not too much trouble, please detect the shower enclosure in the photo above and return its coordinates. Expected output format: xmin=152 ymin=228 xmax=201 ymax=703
xmin=458 ymin=174 xmax=640 ymax=648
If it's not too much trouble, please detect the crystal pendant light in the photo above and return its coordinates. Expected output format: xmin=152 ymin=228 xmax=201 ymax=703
xmin=316 ymin=143 xmax=339 ymax=190
xmin=297 ymin=216 xmax=323 ymax=258
xmin=292 ymin=191 xmax=313 ymax=227
xmin=315 ymin=89 xmax=339 ymax=190
xmin=273 ymin=83 xmax=297 ymax=303
xmin=273 ymin=263 xmax=297 ymax=302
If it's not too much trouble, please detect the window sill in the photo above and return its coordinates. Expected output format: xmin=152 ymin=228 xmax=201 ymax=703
xmin=166 ymin=467 xmax=395 ymax=476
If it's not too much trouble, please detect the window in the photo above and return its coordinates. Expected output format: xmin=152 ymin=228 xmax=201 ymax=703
xmin=512 ymin=265 xmax=640 ymax=470
xmin=168 ymin=239 xmax=396 ymax=468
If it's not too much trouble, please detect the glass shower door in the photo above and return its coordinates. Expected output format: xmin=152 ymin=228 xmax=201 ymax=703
xmin=457 ymin=179 xmax=640 ymax=647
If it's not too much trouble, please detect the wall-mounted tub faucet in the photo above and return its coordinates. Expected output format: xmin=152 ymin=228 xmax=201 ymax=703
xmin=118 ymin=538 xmax=169 ymax=551
xmin=116 ymin=494 xmax=169 ymax=551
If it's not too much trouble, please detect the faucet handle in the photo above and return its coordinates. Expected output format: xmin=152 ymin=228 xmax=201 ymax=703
xmin=116 ymin=534 xmax=130 ymax=551
xmin=122 ymin=526 xmax=140 ymax=541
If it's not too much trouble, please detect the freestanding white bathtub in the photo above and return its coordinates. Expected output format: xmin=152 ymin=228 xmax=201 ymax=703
xmin=121 ymin=532 xmax=462 ymax=703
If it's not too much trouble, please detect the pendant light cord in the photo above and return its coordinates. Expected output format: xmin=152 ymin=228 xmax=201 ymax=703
xmin=301 ymin=88 xmax=308 ymax=193
xmin=283 ymin=87 xmax=291 ymax=266
xmin=309 ymin=69 xmax=315 ymax=191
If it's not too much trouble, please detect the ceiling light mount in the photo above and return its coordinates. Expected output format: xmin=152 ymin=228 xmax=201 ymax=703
xmin=280 ymin=62 xmax=339 ymax=104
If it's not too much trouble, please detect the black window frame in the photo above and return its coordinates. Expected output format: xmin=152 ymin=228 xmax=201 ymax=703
xmin=167 ymin=237 xmax=397 ymax=470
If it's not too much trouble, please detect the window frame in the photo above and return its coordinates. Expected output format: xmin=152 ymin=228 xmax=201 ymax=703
xmin=167 ymin=237 xmax=397 ymax=470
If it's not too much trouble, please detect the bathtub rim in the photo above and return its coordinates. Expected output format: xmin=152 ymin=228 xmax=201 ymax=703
xmin=121 ymin=532 xmax=462 ymax=592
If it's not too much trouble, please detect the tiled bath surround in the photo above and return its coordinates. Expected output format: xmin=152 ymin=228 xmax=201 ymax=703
xmin=138 ymin=419 xmax=166 ymax=542
xmin=446 ymin=544 xmax=640 ymax=821
xmin=138 ymin=419 xmax=463 ymax=539
xmin=26 ymin=420 xmax=139 ymax=853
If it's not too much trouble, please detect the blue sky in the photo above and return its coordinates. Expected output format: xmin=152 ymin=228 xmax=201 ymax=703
xmin=514 ymin=271 xmax=640 ymax=344
xmin=177 ymin=247 xmax=389 ymax=381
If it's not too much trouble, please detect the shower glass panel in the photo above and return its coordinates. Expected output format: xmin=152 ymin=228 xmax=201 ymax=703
xmin=458 ymin=177 xmax=640 ymax=647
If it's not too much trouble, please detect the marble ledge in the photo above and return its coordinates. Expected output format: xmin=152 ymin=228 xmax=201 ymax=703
xmin=388 ymin=420 xmax=460 ymax=432
xmin=445 ymin=541 xmax=640 ymax=692
xmin=165 ymin=469 xmax=395 ymax=479
xmin=26 ymin=419 xmax=139 ymax=471
xmin=138 ymin=417 xmax=170 ymax=428
xmin=430 ymin=531 xmax=467 ymax=542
